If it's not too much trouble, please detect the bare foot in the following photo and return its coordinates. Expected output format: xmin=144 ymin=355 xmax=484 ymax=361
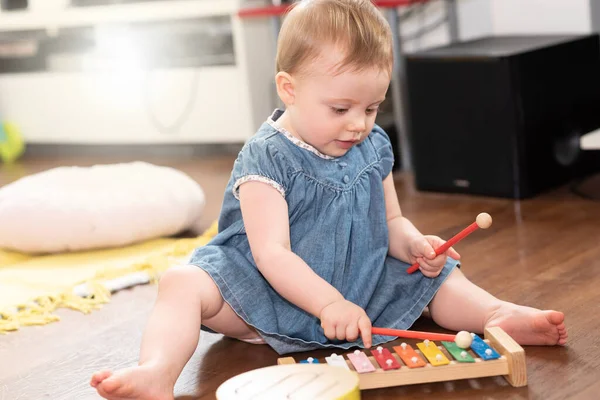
xmin=90 ymin=364 xmax=174 ymax=400
xmin=485 ymin=303 xmax=567 ymax=346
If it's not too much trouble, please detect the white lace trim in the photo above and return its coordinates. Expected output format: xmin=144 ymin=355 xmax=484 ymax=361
xmin=267 ymin=117 xmax=335 ymax=160
xmin=233 ymin=175 xmax=286 ymax=200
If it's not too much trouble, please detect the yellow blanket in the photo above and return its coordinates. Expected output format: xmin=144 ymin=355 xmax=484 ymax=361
xmin=0 ymin=222 xmax=218 ymax=334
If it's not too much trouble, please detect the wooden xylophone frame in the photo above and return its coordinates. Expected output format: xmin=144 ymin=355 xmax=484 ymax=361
xmin=277 ymin=326 xmax=527 ymax=390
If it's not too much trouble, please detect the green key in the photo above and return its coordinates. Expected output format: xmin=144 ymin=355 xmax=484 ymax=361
xmin=442 ymin=341 xmax=475 ymax=363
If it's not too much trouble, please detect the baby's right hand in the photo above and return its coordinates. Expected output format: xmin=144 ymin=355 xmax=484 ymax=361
xmin=319 ymin=299 xmax=372 ymax=348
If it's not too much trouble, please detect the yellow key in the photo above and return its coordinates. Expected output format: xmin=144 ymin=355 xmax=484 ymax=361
xmin=416 ymin=340 xmax=450 ymax=366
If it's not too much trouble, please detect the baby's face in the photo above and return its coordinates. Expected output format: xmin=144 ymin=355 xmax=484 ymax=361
xmin=289 ymin=47 xmax=391 ymax=157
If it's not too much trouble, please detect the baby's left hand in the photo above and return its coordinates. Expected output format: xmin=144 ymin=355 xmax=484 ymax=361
xmin=407 ymin=235 xmax=461 ymax=278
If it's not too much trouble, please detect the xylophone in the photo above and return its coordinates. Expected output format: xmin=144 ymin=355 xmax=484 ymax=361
xmin=276 ymin=326 xmax=527 ymax=390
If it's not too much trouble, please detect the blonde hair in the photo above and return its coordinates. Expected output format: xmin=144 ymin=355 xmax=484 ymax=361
xmin=276 ymin=0 xmax=393 ymax=76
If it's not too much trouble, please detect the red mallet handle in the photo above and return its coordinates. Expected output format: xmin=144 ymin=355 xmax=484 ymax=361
xmin=371 ymin=327 xmax=455 ymax=342
xmin=406 ymin=213 xmax=492 ymax=274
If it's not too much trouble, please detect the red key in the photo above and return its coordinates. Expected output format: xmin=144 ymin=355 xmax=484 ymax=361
xmin=370 ymin=346 xmax=401 ymax=370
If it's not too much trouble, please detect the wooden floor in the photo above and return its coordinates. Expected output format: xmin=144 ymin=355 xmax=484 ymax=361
xmin=1 ymin=154 xmax=600 ymax=400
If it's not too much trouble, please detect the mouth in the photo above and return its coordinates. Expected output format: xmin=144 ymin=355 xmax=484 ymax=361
xmin=335 ymin=139 xmax=358 ymax=149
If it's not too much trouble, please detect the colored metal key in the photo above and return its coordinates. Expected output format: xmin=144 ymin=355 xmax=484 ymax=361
xmin=469 ymin=334 xmax=501 ymax=360
xmin=417 ymin=340 xmax=450 ymax=366
xmin=300 ymin=357 xmax=319 ymax=364
xmin=347 ymin=350 xmax=376 ymax=373
xmin=370 ymin=346 xmax=401 ymax=370
xmin=325 ymin=353 xmax=350 ymax=370
xmin=442 ymin=341 xmax=475 ymax=363
xmin=393 ymin=343 xmax=426 ymax=368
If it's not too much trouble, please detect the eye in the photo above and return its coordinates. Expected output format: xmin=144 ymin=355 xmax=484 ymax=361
xmin=331 ymin=107 xmax=348 ymax=115
xmin=366 ymin=106 xmax=380 ymax=115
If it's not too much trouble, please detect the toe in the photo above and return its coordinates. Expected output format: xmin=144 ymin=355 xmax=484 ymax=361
xmin=560 ymin=328 xmax=568 ymax=337
xmin=558 ymin=337 xmax=567 ymax=345
xmin=101 ymin=376 xmax=123 ymax=394
xmin=547 ymin=311 xmax=564 ymax=325
xmin=96 ymin=385 xmax=114 ymax=400
xmin=91 ymin=371 xmax=112 ymax=387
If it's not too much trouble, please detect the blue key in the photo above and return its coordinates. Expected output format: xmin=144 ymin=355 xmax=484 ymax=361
xmin=470 ymin=334 xmax=501 ymax=360
xmin=300 ymin=357 xmax=319 ymax=364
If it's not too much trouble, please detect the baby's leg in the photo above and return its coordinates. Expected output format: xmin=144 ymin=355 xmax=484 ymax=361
xmin=428 ymin=268 xmax=567 ymax=346
xmin=90 ymin=265 xmax=259 ymax=400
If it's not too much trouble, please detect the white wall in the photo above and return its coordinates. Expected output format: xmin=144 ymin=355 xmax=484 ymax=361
xmin=458 ymin=0 xmax=494 ymax=40
xmin=490 ymin=0 xmax=592 ymax=34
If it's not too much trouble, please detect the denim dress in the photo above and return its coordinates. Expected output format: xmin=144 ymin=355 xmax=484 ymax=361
xmin=189 ymin=109 xmax=459 ymax=355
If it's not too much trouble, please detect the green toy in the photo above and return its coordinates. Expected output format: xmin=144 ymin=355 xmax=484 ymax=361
xmin=0 ymin=121 xmax=25 ymax=164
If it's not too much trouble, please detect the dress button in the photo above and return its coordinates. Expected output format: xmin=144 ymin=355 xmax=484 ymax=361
xmin=339 ymin=162 xmax=348 ymax=168
xmin=343 ymin=175 xmax=350 ymax=183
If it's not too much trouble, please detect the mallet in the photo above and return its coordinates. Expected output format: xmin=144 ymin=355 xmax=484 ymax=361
xmin=372 ymin=327 xmax=473 ymax=349
xmin=406 ymin=212 xmax=493 ymax=274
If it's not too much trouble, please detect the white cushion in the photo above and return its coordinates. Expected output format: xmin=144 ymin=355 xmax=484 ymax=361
xmin=0 ymin=162 xmax=205 ymax=254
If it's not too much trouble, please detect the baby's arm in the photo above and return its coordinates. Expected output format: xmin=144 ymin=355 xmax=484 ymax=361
xmin=383 ymin=173 xmax=460 ymax=276
xmin=240 ymin=182 xmax=343 ymax=317
xmin=239 ymin=180 xmax=372 ymax=346
xmin=239 ymin=181 xmax=342 ymax=317
xmin=383 ymin=173 xmax=423 ymax=263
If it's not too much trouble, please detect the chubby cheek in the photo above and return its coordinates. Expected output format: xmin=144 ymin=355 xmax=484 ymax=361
xmin=301 ymin=108 xmax=334 ymax=134
xmin=304 ymin=120 xmax=331 ymax=144
xmin=296 ymin=102 xmax=321 ymax=125
xmin=315 ymin=118 xmax=341 ymax=142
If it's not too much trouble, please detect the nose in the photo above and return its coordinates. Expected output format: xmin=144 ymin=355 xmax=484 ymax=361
xmin=348 ymin=116 xmax=367 ymax=136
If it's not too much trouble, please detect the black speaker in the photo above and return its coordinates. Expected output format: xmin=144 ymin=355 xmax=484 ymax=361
xmin=405 ymin=34 xmax=600 ymax=199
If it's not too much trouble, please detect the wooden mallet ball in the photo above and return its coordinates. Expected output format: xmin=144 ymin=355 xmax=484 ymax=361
xmin=407 ymin=212 xmax=493 ymax=274
xmin=475 ymin=212 xmax=493 ymax=229
xmin=454 ymin=330 xmax=473 ymax=349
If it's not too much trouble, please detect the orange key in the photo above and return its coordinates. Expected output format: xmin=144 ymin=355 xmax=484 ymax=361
xmin=393 ymin=343 xmax=426 ymax=368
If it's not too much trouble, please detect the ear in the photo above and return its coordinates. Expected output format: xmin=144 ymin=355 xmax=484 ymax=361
xmin=275 ymin=71 xmax=296 ymax=106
